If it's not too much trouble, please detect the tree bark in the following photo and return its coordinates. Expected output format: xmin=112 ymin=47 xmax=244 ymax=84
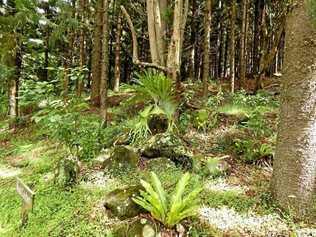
xmin=272 ymin=0 xmax=316 ymax=221
xmin=203 ymin=0 xmax=211 ymax=97
xmin=77 ymin=0 xmax=86 ymax=97
xmin=240 ymin=0 xmax=248 ymax=89
xmin=91 ymin=0 xmax=103 ymax=105
xmin=100 ymin=0 xmax=109 ymax=124
xmin=147 ymin=0 xmax=160 ymax=65
xmin=113 ymin=14 xmax=122 ymax=92
xmin=6 ymin=34 xmax=21 ymax=122
xmin=230 ymin=0 xmax=236 ymax=93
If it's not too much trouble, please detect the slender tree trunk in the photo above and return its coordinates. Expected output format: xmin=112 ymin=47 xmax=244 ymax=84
xmin=62 ymin=58 xmax=69 ymax=101
xmin=113 ymin=14 xmax=122 ymax=92
xmin=189 ymin=0 xmax=197 ymax=81
xmin=240 ymin=0 xmax=247 ymax=89
xmin=146 ymin=0 xmax=160 ymax=65
xmin=100 ymin=0 xmax=109 ymax=124
xmin=230 ymin=0 xmax=236 ymax=93
xmin=77 ymin=0 xmax=86 ymax=97
xmin=203 ymin=0 xmax=211 ymax=97
xmin=62 ymin=0 xmax=76 ymax=101
xmin=272 ymin=0 xmax=316 ymax=221
xmin=167 ymin=0 xmax=188 ymax=83
xmin=91 ymin=0 xmax=103 ymax=105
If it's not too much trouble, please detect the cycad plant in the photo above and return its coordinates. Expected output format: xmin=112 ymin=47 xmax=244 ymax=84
xmin=132 ymin=172 xmax=202 ymax=228
xmin=125 ymin=71 xmax=178 ymax=130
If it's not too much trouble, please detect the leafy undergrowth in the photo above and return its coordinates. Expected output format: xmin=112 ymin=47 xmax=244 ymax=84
xmin=0 ymin=128 xmax=107 ymax=236
xmin=0 ymin=85 xmax=315 ymax=236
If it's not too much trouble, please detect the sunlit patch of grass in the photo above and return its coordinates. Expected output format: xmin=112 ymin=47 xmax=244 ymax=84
xmin=218 ymin=104 xmax=251 ymax=118
xmin=202 ymin=190 xmax=256 ymax=213
xmin=0 ymin=177 xmax=106 ymax=237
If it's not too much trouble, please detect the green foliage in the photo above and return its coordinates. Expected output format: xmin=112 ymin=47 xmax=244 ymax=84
xmin=124 ymin=71 xmax=178 ymax=131
xmin=0 ymin=90 xmax=7 ymax=117
xmin=202 ymin=190 xmax=256 ymax=213
xmin=218 ymin=104 xmax=250 ymax=118
xmin=308 ymin=0 xmax=316 ymax=24
xmin=233 ymin=139 xmax=274 ymax=163
xmin=133 ymin=172 xmax=202 ymax=228
xmin=193 ymin=109 xmax=209 ymax=130
xmin=128 ymin=71 xmax=175 ymax=106
xmin=19 ymin=80 xmax=55 ymax=108
xmin=126 ymin=106 xmax=152 ymax=143
xmin=32 ymin=99 xmax=123 ymax=160
xmin=205 ymin=158 xmax=224 ymax=178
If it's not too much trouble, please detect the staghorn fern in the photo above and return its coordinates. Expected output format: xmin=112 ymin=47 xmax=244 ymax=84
xmin=133 ymin=172 xmax=202 ymax=228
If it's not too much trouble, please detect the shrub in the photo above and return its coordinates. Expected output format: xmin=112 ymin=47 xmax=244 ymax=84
xmin=32 ymin=98 xmax=123 ymax=160
xmin=123 ymin=71 xmax=178 ymax=131
xmin=233 ymin=139 xmax=274 ymax=163
xmin=133 ymin=172 xmax=202 ymax=228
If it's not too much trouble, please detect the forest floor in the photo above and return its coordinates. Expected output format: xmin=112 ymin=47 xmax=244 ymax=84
xmin=0 ymin=83 xmax=316 ymax=236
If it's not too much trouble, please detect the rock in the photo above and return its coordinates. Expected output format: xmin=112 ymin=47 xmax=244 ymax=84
xmin=112 ymin=219 xmax=158 ymax=237
xmin=55 ymin=155 xmax=80 ymax=187
xmin=92 ymin=149 xmax=111 ymax=167
xmin=146 ymin=157 xmax=176 ymax=171
xmin=102 ymin=146 xmax=140 ymax=171
xmin=141 ymin=133 xmax=193 ymax=169
xmin=142 ymin=224 xmax=156 ymax=237
xmin=104 ymin=185 xmax=143 ymax=220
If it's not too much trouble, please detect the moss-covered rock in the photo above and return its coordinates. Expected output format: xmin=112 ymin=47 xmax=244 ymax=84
xmin=104 ymin=185 xmax=143 ymax=220
xmin=111 ymin=219 xmax=158 ymax=237
xmin=102 ymin=146 xmax=139 ymax=171
xmin=141 ymin=133 xmax=192 ymax=169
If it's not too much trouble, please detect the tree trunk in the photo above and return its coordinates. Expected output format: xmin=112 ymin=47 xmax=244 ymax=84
xmin=7 ymin=35 xmax=21 ymax=122
xmin=77 ymin=0 xmax=86 ymax=97
xmin=91 ymin=0 xmax=103 ymax=105
xmin=240 ymin=0 xmax=247 ymax=89
xmin=147 ymin=0 xmax=160 ymax=65
xmin=167 ymin=0 xmax=188 ymax=83
xmin=230 ymin=0 xmax=236 ymax=93
xmin=100 ymin=0 xmax=109 ymax=124
xmin=272 ymin=0 xmax=316 ymax=221
xmin=202 ymin=0 xmax=211 ymax=97
xmin=113 ymin=14 xmax=122 ymax=92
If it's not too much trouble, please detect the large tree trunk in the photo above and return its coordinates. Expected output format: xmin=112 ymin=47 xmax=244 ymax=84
xmin=272 ymin=0 xmax=316 ymax=221
xmin=202 ymin=0 xmax=211 ymax=97
xmin=100 ymin=0 xmax=109 ymax=124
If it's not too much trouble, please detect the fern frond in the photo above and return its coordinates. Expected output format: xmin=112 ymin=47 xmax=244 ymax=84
xmin=150 ymin=172 xmax=168 ymax=216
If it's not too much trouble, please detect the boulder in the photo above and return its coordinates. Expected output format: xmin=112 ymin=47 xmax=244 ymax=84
xmin=141 ymin=133 xmax=192 ymax=170
xmin=146 ymin=157 xmax=176 ymax=170
xmin=104 ymin=185 xmax=143 ymax=220
xmin=102 ymin=146 xmax=140 ymax=171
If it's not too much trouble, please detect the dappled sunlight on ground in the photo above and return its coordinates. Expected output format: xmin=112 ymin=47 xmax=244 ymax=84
xmin=0 ymin=166 xmax=21 ymax=178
